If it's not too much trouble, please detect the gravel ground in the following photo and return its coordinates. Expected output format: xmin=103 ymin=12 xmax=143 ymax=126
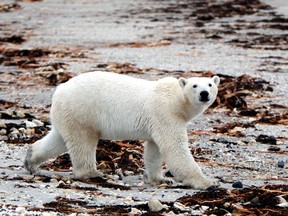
xmin=0 ymin=0 xmax=287 ymax=215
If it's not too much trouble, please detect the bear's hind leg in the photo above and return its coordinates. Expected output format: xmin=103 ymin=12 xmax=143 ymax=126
xmin=65 ymin=132 xmax=103 ymax=180
xmin=144 ymin=140 xmax=173 ymax=185
xmin=24 ymin=128 xmax=67 ymax=175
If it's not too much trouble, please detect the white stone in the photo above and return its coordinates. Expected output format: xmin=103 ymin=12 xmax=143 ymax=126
xmin=61 ymin=176 xmax=71 ymax=182
xmin=50 ymin=178 xmax=58 ymax=183
xmin=124 ymin=171 xmax=134 ymax=176
xmin=125 ymin=196 xmax=133 ymax=201
xmin=24 ymin=120 xmax=37 ymax=128
xmin=130 ymin=208 xmax=141 ymax=215
xmin=0 ymin=129 xmax=6 ymax=135
xmin=18 ymin=127 xmax=25 ymax=133
xmin=201 ymin=205 xmax=210 ymax=211
xmin=173 ymin=202 xmax=190 ymax=211
xmin=16 ymin=111 xmax=26 ymax=118
xmin=277 ymin=196 xmax=288 ymax=208
xmin=148 ymin=198 xmax=168 ymax=212
xmin=15 ymin=206 xmax=26 ymax=214
xmin=10 ymin=128 xmax=19 ymax=134
xmin=32 ymin=119 xmax=44 ymax=127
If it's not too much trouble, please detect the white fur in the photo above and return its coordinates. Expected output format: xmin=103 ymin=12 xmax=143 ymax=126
xmin=25 ymin=72 xmax=220 ymax=189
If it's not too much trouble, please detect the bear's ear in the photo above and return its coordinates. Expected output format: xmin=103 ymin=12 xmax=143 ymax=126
xmin=179 ymin=78 xmax=187 ymax=88
xmin=212 ymin=76 xmax=220 ymax=86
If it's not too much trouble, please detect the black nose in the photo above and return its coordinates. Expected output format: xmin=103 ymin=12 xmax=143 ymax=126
xmin=200 ymin=91 xmax=209 ymax=102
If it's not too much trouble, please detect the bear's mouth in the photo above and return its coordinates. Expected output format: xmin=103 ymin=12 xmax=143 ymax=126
xmin=200 ymin=98 xmax=210 ymax=103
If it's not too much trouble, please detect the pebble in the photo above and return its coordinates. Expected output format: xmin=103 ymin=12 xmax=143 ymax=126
xmin=148 ymin=198 xmax=168 ymax=212
xmin=107 ymin=179 xmax=118 ymax=185
xmin=0 ymin=129 xmax=6 ymax=135
xmin=57 ymin=68 xmax=65 ymax=73
xmin=201 ymin=205 xmax=210 ymax=211
xmin=256 ymin=134 xmax=277 ymax=145
xmin=159 ymin=183 xmax=169 ymax=188
xmin=223 ymin=202 xmax=230 ymax=208
xmin=51 ymin=173 xmax=60 ymax=179
xmin=237 ymin=141 xmax=246 ymax=146
xmin=130 ymin=208 xmax=142 ymax=215
xmin=71 ymin=182 xmax=79 ymax=188
xmin=24 ymin=120 xmax=37 ymax=128
xmin=278 ymin=202 xmax=288 ymax=208
xmin=230 ymin=126 xmax=245 ymax=133
xmin=173 ymin=202 xmax=190 ymax=211
xmin=124 ymin=170 xmax=134 ymax=176
xmin=50 ymin=178 xmax=58 ymax=183
xmin=277 ymin=196 xmax=288 ymax=208
xmin=16 ymin=111 xmax=26 ymax=118
xmin=8 ymin=133 xmax=18 ymax=140
xmin=24 ymin=128 xmax=35 ymax=135
xmin=277 ymin=161 xmax=285 ymax=168
xmin=137 ymin=181 xmax=144 ymax=186
xmin=15 ymin=206 xmax=26 ymax=214
xmin=115 ymin=168 xmax=124 ymax=178
xmin=32 ymin=119 xmax=44 ymax=127
xmin=248 ymin=139 xmax=257 ymax=145
xmin=268 ymin=146 xmax=281 ymax=151
xmin=18 ymin=127 xmax=25 ymax=133
xmin=166 ymin=211 xmax=176 ymax=216
xmin=111 ymin=174 xmax=120 ymax=180
xmin=61 ymin=176 xmax=72 ymax=182
xmin=232 ymin=181 xmax=243 ymax=188
xmin=35 ymin=65 xmax=55 ymax=73
xmin=251 ymin=196 xmax=260 ymax=205
xmin=125 ymin=196 xmax=133 ymax=201
xmin=191 ymin=210 xmax=202 ymax=215
xmin=58 ymin=180 xmax=65 ymax=185
xmin=10 ymin=128 xmax=20 ymax=134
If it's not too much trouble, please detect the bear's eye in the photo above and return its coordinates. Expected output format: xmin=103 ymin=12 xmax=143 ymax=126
xmin=193 ymin=84 xmax=197 ymax=88
xmin=208 ymin=83 xmax=212 ymax=87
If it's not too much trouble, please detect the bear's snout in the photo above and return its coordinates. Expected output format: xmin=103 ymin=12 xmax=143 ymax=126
xmin=200 ymin=90 xmax=210 ymax=102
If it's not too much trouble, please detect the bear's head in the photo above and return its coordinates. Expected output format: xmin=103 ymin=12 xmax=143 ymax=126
xmin=179 ymin=76 xmax=220 ymax=107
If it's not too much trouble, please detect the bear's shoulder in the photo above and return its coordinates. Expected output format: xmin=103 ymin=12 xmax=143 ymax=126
xmin=155 ymin=76 xmax=179 ymax=88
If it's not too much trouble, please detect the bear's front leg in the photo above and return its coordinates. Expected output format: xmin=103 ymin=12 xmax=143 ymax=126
xmin=154 ymin=133 xmax=218 ymax=189
xmin=143 ymin=140 xmax=173 ymax=185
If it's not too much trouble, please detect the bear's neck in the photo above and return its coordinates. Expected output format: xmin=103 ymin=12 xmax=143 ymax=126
xmin=177 ymin=98 xmax=207 ymax=122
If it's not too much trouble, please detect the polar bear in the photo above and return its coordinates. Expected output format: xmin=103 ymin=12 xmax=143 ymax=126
xmin=24 ymin=71 xmax=220 ymax=189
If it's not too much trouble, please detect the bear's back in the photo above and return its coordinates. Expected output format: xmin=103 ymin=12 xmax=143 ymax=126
xmin=51 ymin=72 xmax=159 ymax=140
xmin=54 ymin=72 xmax=155 ymax=101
